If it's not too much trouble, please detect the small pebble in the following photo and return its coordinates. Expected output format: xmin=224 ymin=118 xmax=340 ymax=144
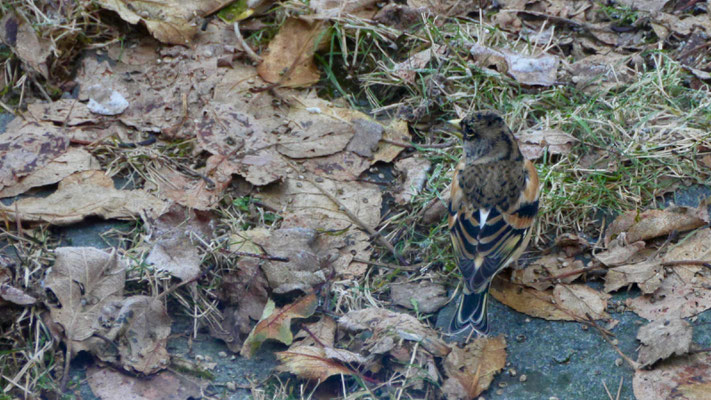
xmin=195 ymin=355 xmax=204 ymax=361
xmin=226 ymin=381 xmax=236 ymax=391
xmin=516 ymin=334 xmax=526 ymax=342
xmin=525 ymin=318 xmax=531 ymax=323
xmin=581 ymin=324 xmax=588 ymax=331
xmin=496 ymin=389 xmax=504 ymax=395
xmin=508 ymin=368 xmax=517 ymax=377
xmin=611 ymin=339 xmax=619 ymax=346
xmin=218 ymin=351 xmax=228 ymax=358
xmin=550 ymin=397 xmax=560 ymax=400
xmin=498 ymin=382 xmax=508 ymax=388
xmin=519 ymin=374 xmax=528 ymax=382
xmin=615 ymin=358 xmax=623 ymax=367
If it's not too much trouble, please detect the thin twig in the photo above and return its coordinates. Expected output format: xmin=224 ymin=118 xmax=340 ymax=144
xmin=352 ymin=257 xmax=422 ymax=271
xmin=381 ymin=139 xmax=455 ymax=149
xmin=661 ymin=260 xmax=711 ymax=268
xmin=233 ymin=22 xmax=262 ymax=64
xmin=541 ymin=259 xmax=711 ymax=282
xmin=230 ymin=251 xmax=289 ymax=262
xmin=586 ymin=313 xmax=640 ymax=370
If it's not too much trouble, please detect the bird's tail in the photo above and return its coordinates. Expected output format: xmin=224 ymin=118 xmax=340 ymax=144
xmin=449 ymin=286 xmax=490 ymax=335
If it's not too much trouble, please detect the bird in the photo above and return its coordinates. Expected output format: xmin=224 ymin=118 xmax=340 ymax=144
xmin=447 ymin=111 xmax=540 ymax=336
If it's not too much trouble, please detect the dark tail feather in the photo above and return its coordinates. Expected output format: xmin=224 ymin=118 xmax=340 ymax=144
xmin=449 ymin=288 xmax=490 ymax=335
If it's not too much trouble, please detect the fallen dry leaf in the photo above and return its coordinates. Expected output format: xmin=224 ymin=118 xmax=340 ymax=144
xmin=390 ymin=281 xmax=448 ymax=313
xmin=372 ymin=119 xmax=412 ymax=163
xmin=241 ymin=293 xmax=318 ymax=358
xmin=44 ymin=247 xmax=126 ymax=355
xmin=0 ymin=147 xmax=100 ymax=198
xmin=257 ymin=172 xmax=381 ymax=278
xmin=595 ymin=240 xmax=646 ymax=267
xmin=0 ymin=118 xmax=69 ymax=192
xmin=346 ymin=119 xmax=383 ymax=158
xmin=441 ymin=336 xmax=507 ymax=400
xmin=491 ymin=279 xmax=610 ymax=320
xmin=566 ymin=54 xmax=635 ymax=93
xmin=1 ymin=170 xmax=169 ymax=225
xmin=603 ymin=260 xmax=664 ymax=294
xmin=87 ymin=367 xmax=202 ymax=400
xmin=294 ymin=316 xmax=337 ymax=348
xmin=257 ymin=18 xmax=325 ymax=88
xmin=146 ymin=235 xmax=201 ymax=282
xmin=626 ymin=229 xmax=711 ymax=320
xmin=309 ymin=0 xmax=379 ymax=18
xmin=604 ymin=206 xmax=709 ymax=246
xmin=637 ymin=317 xmax=692 ymax=368
xmin=95 ymin=0 xmax=232 ymax=45
xmin=276 ymin=345 xmax=359 ymax=381
xmin=100 ymin=295 xmax=172 ymax=374
xmin=231 ymin=227 xmax=332 ymax=294
xmin=0 ymin=14 xmax=50 ymax=78
xmin=394 ymin=156 xmax=431 ymax=204
xmin=511 ymin=253 xmax=585 ymax=291
xmin=27 ymin=99 xmax=99 ymax=126
xmin=392 ymin=45 xmax=446 ymax=84
xmin=338 ymin=308 xmax=450 ymax=357
xmin=633 ymin=353 xmax=711 ymax=400
xmin=470 ymin=43 xmax=560 ymax=86
xmin=514 ymin=129 xmax=578 ymax=160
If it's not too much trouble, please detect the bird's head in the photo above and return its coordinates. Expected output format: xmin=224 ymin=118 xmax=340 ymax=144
xmin=449 ymin=111 xmax=520 ymax=163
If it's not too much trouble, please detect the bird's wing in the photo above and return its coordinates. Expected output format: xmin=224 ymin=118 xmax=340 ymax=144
xmin=449 ymin=159 xmax=539 ymax=293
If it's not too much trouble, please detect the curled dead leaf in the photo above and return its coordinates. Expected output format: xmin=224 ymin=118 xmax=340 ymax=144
xmin=515 ymin=129 xmax=578 ymax=160
xmin=442 ymin=336 xmax=507 ymax=400
xmin=637 ymin=317 xmax=692 ymax=368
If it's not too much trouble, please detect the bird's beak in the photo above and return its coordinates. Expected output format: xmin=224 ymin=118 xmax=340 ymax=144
xmin=448 ymin=119 xmax=462 ymax=130
xmin=447 ymin=118 xmax=463 ymax=139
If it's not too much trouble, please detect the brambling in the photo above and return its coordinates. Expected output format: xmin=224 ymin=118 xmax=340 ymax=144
xmin=447 ymin=111 xmax=539 ymax=335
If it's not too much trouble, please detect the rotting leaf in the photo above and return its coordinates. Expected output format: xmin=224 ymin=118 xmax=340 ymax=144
xmin=257 ymin=18 xmax=325 ymax=88
xmin=441 ymin=336 xmax=507 ymax=400
xmin=43 ymin=247 xmax=126 ymax=355
xmin=511 ymin=253 xmax=585 ymax=291
xmin=594 ymin=241 xmax=646 ymax=267
xmin=0 ymin=170 xmax=169 ymax=225
xmin=240 ymin=293 xmax=318 ymax=358
xmin=338 ymin=308 xmax=450 ymax=357
xmin=637 ymin=317 xmax=692 ymax=368
xmin=27 ymin=99 xmax=99 ymax=126
xmin=633 ymin=353 xmax=711 ymax=400
xmin=0 ymin=14 xmax=50 ymax=78
xmin=392 ymin=45 xmax=446 ymax=84
xmin=372 ymin=119 xmax=412 ymax=163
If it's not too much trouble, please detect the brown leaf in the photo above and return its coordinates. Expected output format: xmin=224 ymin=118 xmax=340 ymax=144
xmin=633 ymin=353 xmax=711 ymax=400
xmin=338 ymin=308 xmax=450 ymax=357
xmin=257 ymin=18 xmax=325 ymax=88
xmin=604 ymin=260 xmax=664 ymax=294
xmin=0 ymin=14 xmax=50 ymax=77
xmin=0 ymin=118 xmax=69 ymax=191
xmin=637 ymin=318 xmax=692 ymax=368
xmin=257 ymin=173 xmax=381 ymax=278
xmin=566 ymin=54 xmax=635 ymax=93
xmin=511 ymin=254 xmax=585 ymax=291
xmin=301 ymin=151 xmax=370 ymax=181
xmin=441 ymin=336 xmax=507 ymax=400
xmin=0 ymin=147 xmax=100 ymax=198
xmin=390 ymin=281 xmax=448 ymax=313
xmin=276 ymin=345 xmax=357 ymax=381
xmin=231 ymin=227 xmax=331 ymax=294
xmin=626 ymin=229 xmax=711 ymax=320
xmin=309 ymin=0 xmax=379 ymax=18
xmin=240 ymin=293 xmax=318 ymax=358
xmin=87 ymin=367 xmax=202 ymax=400
xmin=94 ymin=0 xmax=232 ymax=45
xmin=604 ymin=207 xmax=709 ymax=246
xmin=394 ymin=156 xmax=432 ymax=204
xmin=346 ymin=119 xmax=383 ymax=158
xmin=373 ymin=119 xmax=411 ymax=163
xmin=491 ymin=280 xmax=610 ymax=320
xmin=616 ymin=0 xmax=669 ymax=12
xmin=44 ymin=247 xmax=126 ymax=355
xmin=594 ymin=241 xmax=646 ymax=267
xmin=27 ymin=99 xmax=99 ymax=126
xmin=1 ymin=170 xmax=169 ymax=225
xmin=0 ymin=283 xmax=37 ymax=305
xmin=294 ymin=316 xmax=337 ymax=348
xmin=515 ymin=129 xmax=578 ymax=160
xmin=101 ymin=296 xmax=172 ymax=374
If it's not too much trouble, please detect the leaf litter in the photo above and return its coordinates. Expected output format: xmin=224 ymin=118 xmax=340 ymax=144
xmin=1 ymin=0 xmax=711 ymax=398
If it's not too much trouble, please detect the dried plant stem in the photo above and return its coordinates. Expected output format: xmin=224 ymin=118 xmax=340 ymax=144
xmin=233 ymin=22 xmax=262 ymax=64
xmin=586 ymin=314 xmax=640 ymax=370
xmin=541 ymin=259 xmax=711 ymax=283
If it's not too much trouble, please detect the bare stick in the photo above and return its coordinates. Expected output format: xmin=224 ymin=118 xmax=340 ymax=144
xmin=234 ymin=22 xmax=262 ymax=64
xmin=586 ymin=313 xmax=640 ymax=370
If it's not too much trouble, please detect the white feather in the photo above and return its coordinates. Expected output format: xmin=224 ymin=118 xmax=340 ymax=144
xmin=478 ymin=209 xmax=490 ymax=229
